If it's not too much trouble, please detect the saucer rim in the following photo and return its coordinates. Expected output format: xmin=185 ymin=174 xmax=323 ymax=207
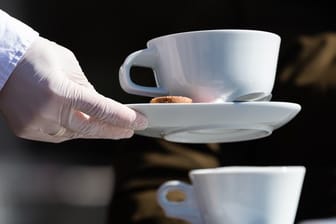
xmin=126 ymin=101 xmax=302 ymax=110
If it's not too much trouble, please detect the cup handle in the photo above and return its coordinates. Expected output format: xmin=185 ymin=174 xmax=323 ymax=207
xmin=119 ymin=48 xmax=169 ymax=97
xmin=157 ymin=181 xmax=203 ymax=224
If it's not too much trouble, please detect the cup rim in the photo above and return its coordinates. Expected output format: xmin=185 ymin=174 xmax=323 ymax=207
xmin=148 ymin=29 xmax=281 ymax=44
xmin=190 ymin=166 xmax=306 ymax=175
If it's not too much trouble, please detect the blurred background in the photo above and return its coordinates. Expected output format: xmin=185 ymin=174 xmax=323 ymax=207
xmin=1 ymin=0 xmax=336 ymax=223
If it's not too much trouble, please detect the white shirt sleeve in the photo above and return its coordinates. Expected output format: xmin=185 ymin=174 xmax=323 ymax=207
xmin=0 ymin=9 xmax=39 ymax=90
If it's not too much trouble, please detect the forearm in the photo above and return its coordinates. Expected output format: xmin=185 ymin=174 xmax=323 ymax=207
xmin=0 ymin=9 xmax=39 ymax=90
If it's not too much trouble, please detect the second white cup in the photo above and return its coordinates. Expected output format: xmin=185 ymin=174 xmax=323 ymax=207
xmin=157 ymin=166 xmax=305 ymax=224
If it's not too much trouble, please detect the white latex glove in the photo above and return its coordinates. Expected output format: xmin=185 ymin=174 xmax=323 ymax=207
xmin=0 ymin=36 xmax=148 ymax=143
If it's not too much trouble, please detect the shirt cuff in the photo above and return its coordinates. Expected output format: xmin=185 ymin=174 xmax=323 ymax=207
xmin=0 ymin=10 xmax=39 ymax=90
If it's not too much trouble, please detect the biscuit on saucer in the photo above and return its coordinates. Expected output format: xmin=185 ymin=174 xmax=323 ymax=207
xmin=150 ymin=96 xmax=192 ymax=103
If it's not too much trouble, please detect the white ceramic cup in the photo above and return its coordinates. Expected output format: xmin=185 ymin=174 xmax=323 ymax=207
xmin=157 ymin=166 xmax=305 ymax=224
xmin=119 ymin=29 xmax=281 ymax=102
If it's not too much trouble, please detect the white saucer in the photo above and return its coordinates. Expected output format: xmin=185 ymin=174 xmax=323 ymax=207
xmin=127 ymin=102 xmax=301 ymax=143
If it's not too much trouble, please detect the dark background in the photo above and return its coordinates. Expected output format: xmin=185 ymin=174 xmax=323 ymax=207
xmin=2 ymin=0 xmax=336 ymax=223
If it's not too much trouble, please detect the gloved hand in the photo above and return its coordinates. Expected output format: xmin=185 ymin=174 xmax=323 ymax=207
xmin=0 ymin=36 xmax=148 ymax=143
xmin=280 ymin=32 xmax=336 ymax=89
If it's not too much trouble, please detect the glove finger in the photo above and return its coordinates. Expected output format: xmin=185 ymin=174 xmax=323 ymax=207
xmin=66 ymin=110 xmax=135 ymax=139
xmin=67 ymin=83 xmax=148 ymax=130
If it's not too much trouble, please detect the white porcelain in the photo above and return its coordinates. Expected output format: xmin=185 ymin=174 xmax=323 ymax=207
xmin=157 ymin=166 xmax=306 ymax=224
xmin=298 ymin=218 xmax=336 ymax=224
xmin=119 ymin=29 xmax=281 ymax=102
xmin=126 ymin=101 xmax=301 ymax=143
